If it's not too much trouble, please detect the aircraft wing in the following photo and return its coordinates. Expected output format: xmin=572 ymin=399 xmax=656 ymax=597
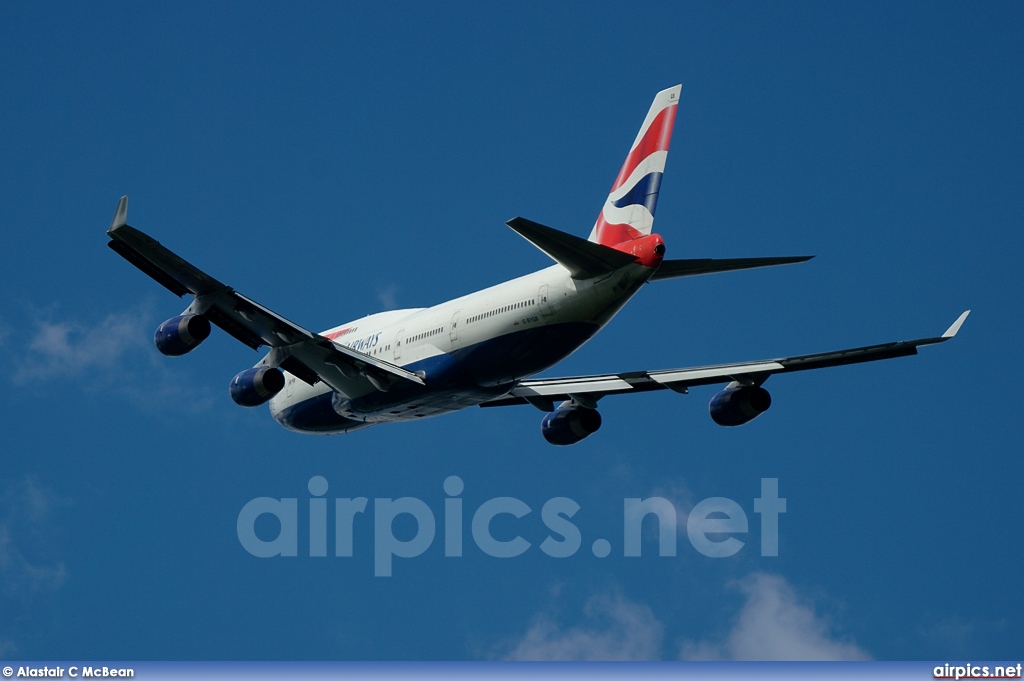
xmin=105 ymin=196 xmax=424 ymax=394
xmin=480 ymin=311 xmax=970 ymax=410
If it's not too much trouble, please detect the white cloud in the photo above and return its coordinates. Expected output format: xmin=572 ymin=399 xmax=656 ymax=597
xmin=15 ymin=311 xmax=148 ymax=383
xmin=650 ymin=479 xmax=695 ymax=517
xmin=0 ymin=476 xmax=67 ymax=596
xmin=917 ymin=617 xmax=974 ymax=656
xmin=496 ymin=574 xmax=870 ymax=662
xmin=648 ymin=478 xmax=695 ymax=539
xmin=0 ymin=524 xmax=67 ymax=594
xmin=4 ymin=306 xmax=223 ymax=416
xmin=377 ymin=284 xmax=399 ymax=310
xmin=0 ymin=476 xmax=68 ymax=655
xmin=679 ymin=573 xmax=871 ymax=661
xmin=116 ymin=370 xmax=220 ymax=415
xmin=500 ymin=592 xmax=664 ymax=661
xmin=915 ymin=615 xmax=1010 ymax=658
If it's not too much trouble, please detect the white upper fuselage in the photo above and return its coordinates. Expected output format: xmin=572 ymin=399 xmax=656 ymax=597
xmin=268 ymin=260 xmax=656 ymax=432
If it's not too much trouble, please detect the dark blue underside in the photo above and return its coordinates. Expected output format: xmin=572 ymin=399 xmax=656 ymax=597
xmin=274 ymin=321 xmax=600 ymax=433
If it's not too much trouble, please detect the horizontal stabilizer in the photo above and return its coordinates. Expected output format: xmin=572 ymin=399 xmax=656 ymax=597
xmin=650 ymin=256 xmax=813 ymax=281
xmin=506 ymin=217 xmax=637 ymax=279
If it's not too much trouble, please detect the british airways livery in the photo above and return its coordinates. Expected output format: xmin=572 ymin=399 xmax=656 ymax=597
xmin=106 ymin=86 xmax=969 ymax=445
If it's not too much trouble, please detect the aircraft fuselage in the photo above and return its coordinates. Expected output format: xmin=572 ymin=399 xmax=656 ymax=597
xmin=269 ymin=260 xmax=657 ymax=433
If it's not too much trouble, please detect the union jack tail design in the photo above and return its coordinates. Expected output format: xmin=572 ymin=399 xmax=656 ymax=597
xmin=588 ymin=85 xmax=680 ymax=247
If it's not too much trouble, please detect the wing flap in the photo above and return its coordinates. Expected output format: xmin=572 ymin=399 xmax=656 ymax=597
xmin=108 ymin=223 xmax=226 ymax=297
xmin=650 ymin=361 xmax=784 ymax=385
xmin=512 ymin=376 xmax=634 ymax=397
xmin=203 ymin=303 xmax=266 ymax=350
xmin=775 ymin=341 xmax=919 ymax=372
xmin=107 ymin=239 xmax=190 ymax=297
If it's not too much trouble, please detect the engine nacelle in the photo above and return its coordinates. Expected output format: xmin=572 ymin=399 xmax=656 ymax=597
xmin=154 ymin=314 xmax=211 ymax=356
xmin=541 ymin=406 xmax=602 ymax=446
xmin=229 ymin=367 xmax=285 ymax=407
xmin=709 ymin=386 xmax=771 ymax=427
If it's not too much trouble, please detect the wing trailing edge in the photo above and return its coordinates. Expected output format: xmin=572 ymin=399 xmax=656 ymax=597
xmin=480 ymin=311 xmax=970 ymax=409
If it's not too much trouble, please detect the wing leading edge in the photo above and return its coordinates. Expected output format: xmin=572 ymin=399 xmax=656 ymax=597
xmin=106 ymin=196 xmax=424 ymax=395
xmin=480 ymin=311 xmax=970 ymax=411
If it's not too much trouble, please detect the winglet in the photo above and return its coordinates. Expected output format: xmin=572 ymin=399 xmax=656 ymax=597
xmin=942 ymin=310 xmax=971 ymax=339
xmin=109 ymin=195 xmax=128 ymax=233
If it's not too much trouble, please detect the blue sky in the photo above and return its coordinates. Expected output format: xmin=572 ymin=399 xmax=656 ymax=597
xmin=1 ymin=1 xmax=1021 ymax=661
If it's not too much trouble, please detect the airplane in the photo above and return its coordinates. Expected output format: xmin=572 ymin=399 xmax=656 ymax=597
xmin=106 ymin=85 xmax=969 ymax=445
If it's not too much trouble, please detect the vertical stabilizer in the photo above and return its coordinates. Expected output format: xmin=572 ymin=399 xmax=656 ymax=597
xmin=588 ymin=85 xmax=680 ymax=246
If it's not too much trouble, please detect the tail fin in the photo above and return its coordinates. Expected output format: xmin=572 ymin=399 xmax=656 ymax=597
xmin=588 ymin=85 xmax=681 ymax=246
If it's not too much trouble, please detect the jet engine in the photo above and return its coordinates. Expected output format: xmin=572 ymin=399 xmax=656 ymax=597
xmin=229 ymin=367 xmax=285 ymax=407
xmin=709 ymin=386 xmax=771 ymax=426
xmin=541 ymin=405 xmax=602 ymax=445
xmin=154 ymin=314 xmax=211 ymax=356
